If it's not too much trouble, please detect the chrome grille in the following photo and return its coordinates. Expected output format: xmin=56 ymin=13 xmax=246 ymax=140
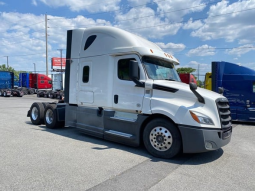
xmin=216 ymin=98 xmax=232 ymax=129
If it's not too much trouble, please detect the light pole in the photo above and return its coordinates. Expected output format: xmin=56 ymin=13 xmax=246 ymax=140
xmin=4 ymin=56 xmax=9 ymax=68
xmin=57 ymin=49 xmax=63 ymax=90
xmin=33 ymin=63 xmax=36 ymax=73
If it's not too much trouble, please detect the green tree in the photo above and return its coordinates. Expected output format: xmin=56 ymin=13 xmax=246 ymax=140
xmin=197 ymin=80 xmax=204 ymax=88
xmin=176 ymin=67 xmax=196 ymax=74
xmin=0 ymin=64 xmax=19 ymax=78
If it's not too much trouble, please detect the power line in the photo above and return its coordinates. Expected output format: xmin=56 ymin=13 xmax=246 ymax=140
xmin=47 ymin=6 xmax=255 ymax=33
xmin=0 ymin=36 xmax=46 ymax=45
xmin=48 ymin=0 xmax=167 ymax=22
xmin=4 ymin=29 xmax=46 ymax=39
xmin=161 ymin=46 xmax=255 ymax=50
xmin=48 ymin=0 xmax=220 ymax=29
xmin=1 ymin=44 xmax=253 ymax=59
xmin=5 ymin=21 xmax=45 ymax=31
xmin=0 ymin=53 xmax=45 ymax=57
xmin=116 ymin=0 xmax=221 ymax=23
xmin=126 ymin=7 xmax=255 ymax=31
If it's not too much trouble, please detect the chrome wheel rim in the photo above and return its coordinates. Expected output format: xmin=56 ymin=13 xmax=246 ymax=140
xmin=31 ymin=107 xmax=38 ymax=120
xmin=46 ymin=109 xmax=53 ymax=124
xmin=150 ymin=126 xmax=173 ymax=151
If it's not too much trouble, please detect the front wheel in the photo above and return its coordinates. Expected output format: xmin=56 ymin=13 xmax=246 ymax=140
xmin=143 ymin=118 xmax=182 ymax=159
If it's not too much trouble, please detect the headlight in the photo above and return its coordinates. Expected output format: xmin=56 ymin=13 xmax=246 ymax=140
xmin=189 ymin=111 xmax=214 ymax=125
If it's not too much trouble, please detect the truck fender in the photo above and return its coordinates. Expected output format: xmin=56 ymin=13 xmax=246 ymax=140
xmin=151 ymin=109 xmax=180 ymax=124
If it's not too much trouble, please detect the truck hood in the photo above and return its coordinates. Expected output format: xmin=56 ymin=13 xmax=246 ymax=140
xmin=153 ymin=80 xmax=224 ymax=101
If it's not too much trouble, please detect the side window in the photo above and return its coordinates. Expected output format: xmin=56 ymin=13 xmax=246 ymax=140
xmin=40 ymin=76 xmax=44 ymax=79
xmin=83 ymin=66 xmax=90 ymax=83
xmin=253 ymin=82 xmax=255 ymax=93
xmin=48 ymin=80 xmax=52 ymax=84
xmin=118 ymin=58 xmax=137 ymax=81
xmin=41 ymin=80 xmax=44 ymax=83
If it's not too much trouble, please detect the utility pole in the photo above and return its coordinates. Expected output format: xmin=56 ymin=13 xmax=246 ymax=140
xmin=4 ymin=56 xmax=9 ymax=68
xmin=33 ymin=63 xmax=36 ymax=73
xmin=57 ymin=49 xmax=63 ymax=90
xmin=198 ymin=64 xmax=200 ymax=81
xmin=45 ymin=14 xmax=48 ymax=76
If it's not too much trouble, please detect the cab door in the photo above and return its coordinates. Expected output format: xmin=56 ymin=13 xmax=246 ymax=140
xmin=112 ymin=55 xmax=145 ymax=113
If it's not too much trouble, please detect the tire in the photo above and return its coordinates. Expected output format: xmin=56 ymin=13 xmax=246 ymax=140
xmin=37 ymin=93 xmax=40 ymax=97
xmin=30 ymin=102 xmax=45 ymax=125
xmin=42 ymin=102 xmax=50 ymax=109
xmin=44 ymin=104 xmax=64 ymax=129
xmin=28 ymin=89 xmax=33 ymax=94
xmin=18 ymin=91 xmax=23 ymax=97
xmin=0 ymin=91 xmax=2 ymax=96
xmin=143 ymin=118 xmax=182 ymax=159
xmin=3 ymin=91 xmax=7 ymax=97
xmin=18 ymin=92 xmax=23 ymax=97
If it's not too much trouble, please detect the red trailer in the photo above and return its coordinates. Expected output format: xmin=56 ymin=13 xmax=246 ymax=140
xmin=179 ymin=73 xmax=197 ymax=84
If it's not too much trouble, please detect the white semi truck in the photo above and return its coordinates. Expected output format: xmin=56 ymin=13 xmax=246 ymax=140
xmin=27 ymin=26 xmax=232 ymax=158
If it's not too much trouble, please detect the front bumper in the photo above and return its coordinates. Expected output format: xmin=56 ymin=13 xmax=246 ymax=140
xmin=178 ymin=125 xmax=232 ymax=153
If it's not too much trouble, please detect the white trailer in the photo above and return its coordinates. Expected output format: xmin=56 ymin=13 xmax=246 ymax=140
xmin=27 ymin=26 xmax=232 ymax=158
xmin=52 ymin=73 xmax=65 ymax=91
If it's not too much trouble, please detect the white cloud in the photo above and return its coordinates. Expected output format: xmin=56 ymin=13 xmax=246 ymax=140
xmin=182 ymin=18 xmax=203 ymax=30
xmin=39 ymin=0 xmax=121 ymax=12
xmin=32 ymin=0 xmax=37 ymax=6
xmin=190 ymin=0 xmax=255 ymax=43
xmin=155 ymin=42 xmax=185 ymax=54
xmin=155 ymin=0 xmax=205 ymax=22
xmin=0 ymin=1 xmax=5 ymax=5
xmin=225 ymin=44 xmax=255 ymax=57
xmin=187 ymin=45 xmax=216 ymax=57
xmin=0 ymin=12 xmax=111 ymax=72
xmin=115 ymin=7 xmax=182 ymax=39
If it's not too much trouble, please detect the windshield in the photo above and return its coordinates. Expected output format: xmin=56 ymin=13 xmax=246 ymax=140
xmin=142 ymin=56 xmax=181 ymax=81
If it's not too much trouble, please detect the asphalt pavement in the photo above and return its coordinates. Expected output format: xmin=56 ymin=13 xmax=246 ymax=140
xmin=0 ymin=95 xmax=254 ymax=191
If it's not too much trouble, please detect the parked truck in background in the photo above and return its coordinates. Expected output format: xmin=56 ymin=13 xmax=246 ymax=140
xmin=205 ymin=61 xmax=255 ymax=123
xmin=49 ymin=73 xmax=65 ymax=99
xmin=19 ymin=73 xmax=52 ymax=96
xmin=179 ymin=73 xmax=197 ymax=85
xmin=27 ymin=26 xmax=232 ymax=159
xmin=0 ymin=71 xmax=23 ymax=97
xmin=204 ymin=72 xmax=212 ymax=90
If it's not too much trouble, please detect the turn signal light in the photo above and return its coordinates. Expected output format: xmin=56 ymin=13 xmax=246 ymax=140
xmin=189 ymin=111 xmax=200 ymax=123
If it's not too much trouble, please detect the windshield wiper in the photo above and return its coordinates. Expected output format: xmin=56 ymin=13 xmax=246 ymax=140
xmin=164 ymin=78 xmax=175 ymax=81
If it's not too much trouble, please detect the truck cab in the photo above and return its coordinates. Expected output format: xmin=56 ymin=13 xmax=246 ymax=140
xmin=28 ymin=27 xmax=232 ymax=158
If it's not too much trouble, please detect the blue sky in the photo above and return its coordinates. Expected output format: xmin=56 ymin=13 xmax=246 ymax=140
xmin=0 ymin=0 xmax=254 ymax=80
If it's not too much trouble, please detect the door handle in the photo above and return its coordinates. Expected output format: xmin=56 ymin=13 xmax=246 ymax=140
xmin=114 ymin=95 xmax=118 ymax=104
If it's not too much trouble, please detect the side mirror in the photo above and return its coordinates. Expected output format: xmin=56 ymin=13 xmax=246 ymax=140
xmin=129 ymin=60 xmax=144 ymax=87
xmin=129 ymin=60 xmax=139 ymax=80
xmin=189 ymin=82 xmax=205 ymax=104
xmin=189 ymin=82 xmax=197 ymax=91
xmin=218 ymin=87 xmax=224 ymax=94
